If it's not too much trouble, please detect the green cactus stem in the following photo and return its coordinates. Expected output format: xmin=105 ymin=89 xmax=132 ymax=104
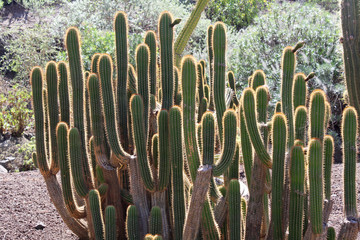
xmin=293 ymin=73 xmax=307 ymax=110
xmin=213 ymin=22 xmax=227 ymax=143
xmin=169 ymin=106 xmax=185 ymax=240
xmin=130 ymin=94 xmax=154 ymax=191
xmin=228 ymin=179 xmax=241 ymax=240
xmin=342 ymin=107 xmax=358 ymax=218
xmin=327 ymin=227 xmax=335 ymax=240
xmin=114 ymin=11 xmax=130 ymax=150
xmin=126 ymin=205 xmax=140 ymax=240
xmin=157 ymin=109 xmax=170 ymax=191
xmin=144 ymin=31 xmax=157 ymax=96
xmin=105 ymin=206 xmax=116 ymax=240
xmin=89 ymin=189 xmax=105 ymax=240
xmin=288 ymin=145 xmax=305 ymax=240
xmin=149 ymin=206 xmax=162 ymax=235
xmin=207 ymin=25 xmax=214 ymax=109
xmin=308 ymin=138 xmax=323 ymax=236
xmin=174 ymin=0 xmax=210 ymax=67
xmin=57 ymin=61 xmax=70 ymax=125
xmin=271 ymin=113 xmax=287 ymax=239
xmin=240 ymin=105 xmax=253 ymax=185
xmin=275 ymin=102 xmax=282 ymax=113
xmin=242 ymin=88 xmax=272 ymax=168
xmin=294 ymin=106 xmax=307 ymax=143
xmin=91 ymin=53 xmax=101 ymax=74
xmin=159 ymin=11 xmax=174 ymax=110
xmin=251 ymin=70 xmax=266 ymax=90
xmin=309 ymin=90 xmax=326 ymax=141
xmin=324 ymin=135 xmax=334 ymax=201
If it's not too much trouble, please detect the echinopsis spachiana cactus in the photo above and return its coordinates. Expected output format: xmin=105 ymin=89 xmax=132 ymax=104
xmin=30 ymin=6 xmax=359 ymax=240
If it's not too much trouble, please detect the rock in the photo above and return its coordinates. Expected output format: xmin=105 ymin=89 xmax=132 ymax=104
xmin=34 ymin=222 xmax=46 ymax=230
xmin=0 ymin=165 xmax=7 ymax=173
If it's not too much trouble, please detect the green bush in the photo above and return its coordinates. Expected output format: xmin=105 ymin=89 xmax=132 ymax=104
xmin=0 ymin=85 xmax=33 ymax=137
xmin=205 ymin=0 xmax=269 ymax=30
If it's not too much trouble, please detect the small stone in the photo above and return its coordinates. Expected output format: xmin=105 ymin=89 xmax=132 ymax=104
xmin=0 ymin=165 xmax=7 ymax=173
xmin=34 ymin=222 xmax=46 ymax=230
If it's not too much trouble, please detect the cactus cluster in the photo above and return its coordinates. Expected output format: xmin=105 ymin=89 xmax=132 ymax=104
xmin=31 ymin=6 xmax=359 ymax=240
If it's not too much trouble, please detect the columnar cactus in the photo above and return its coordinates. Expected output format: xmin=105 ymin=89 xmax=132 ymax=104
xmin=30 ymin=7 xmax=359 ymax=240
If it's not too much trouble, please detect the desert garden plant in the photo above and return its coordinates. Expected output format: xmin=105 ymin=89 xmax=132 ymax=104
xmin=31 ymin=3 xmax=359 ymax=240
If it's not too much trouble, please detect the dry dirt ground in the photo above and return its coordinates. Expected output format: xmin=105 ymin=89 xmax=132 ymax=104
xmin=0 ymin=163 xmax=360 ymax=239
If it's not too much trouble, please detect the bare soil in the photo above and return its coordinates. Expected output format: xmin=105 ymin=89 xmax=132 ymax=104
xmin=0 ymin=163 xmax=359 ymax=239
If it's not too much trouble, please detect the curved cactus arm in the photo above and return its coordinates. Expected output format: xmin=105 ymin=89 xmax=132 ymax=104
xmin=342 ymin=107 xmax=358 ymax=219
xmin=126 ymin=205 xmax=140 ymax=240
xmin=45 ymin=61 xmax=60 ymax=174
xmin=149 ymin=206 xmax=163 ymax=235
xmin=213 ymin=22 xmax=227 ymax=143
xmin=159 ymin=11 xmax=174 ymax=110
xmin=308 ymin=90 xmax=326 ymax=141
xmin=98 ymin=54 xmax=131 ymax=164
xmin=144 ymin=31 xmax=157 ymax=96
xmin=130 ymin=94 xmax=155 ymax=191
xmin=251 ymin=70 xmax=266 ymax=90
xmin=181 ymin=56 xmax=201 ymax=181
xmin=288 ymin=145 xmax=305 ymax=240
xmin=169 ymin=106 xmax=186 ymax=240
xmin=69 ymin=127 xmax=92 ymax=197
xmin=114 ymin=11 xmax=130 ymax=151
xmin=31 ymin=67 xmax=50 ymax=176
xmin=213 ymin=109 xmax=237 ymax=177
xmin=294 ymin=106 xmax=307 ymax=143
xmin=57 ymin=61 xmax=70 ymax=125
xmin=242 ymin=88 xmax=272 ymax=168
xmin=228 ymin=180 xmax=241 ymax=240
xmin=89 ymin=189 xmax=105 ymax=240
xmin=292 ymin=73 xmax=307 ymax=110
xmin=136 ymin=43 xmax=151 ymax=135
xmin=57 ymin=122 xmax=86 ymax=219
xmin=270 ymin=113 xmax=287 ymax=239
xmin=158 ymin=109 xmax=170 ymax=191
xmin=307 ymin=138 xmax=323 ymax=236
xmin=174 ymin=0 xmax=210 ymax=67
xmin=239 ymin=105 xmax=253 ymax=185
xmin=105 ymin=206 xmax=116 ymax=240
xmin=323 ymin=135 xmax=334 ymax=201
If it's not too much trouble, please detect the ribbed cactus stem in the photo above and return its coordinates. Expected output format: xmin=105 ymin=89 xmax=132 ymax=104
xmin=149 ymin=206 xmax=162 ymax=235
xmin=181 ymin=56 xmax=201 ymax=181
xmin=242 ymin=88 xmax=272 ymax=168
xmin=114 ymin=11 xmax=130 ymax=151
xmin=341 ymin=0 xmax=360 ymax=116
xmin=201 ymin=112 xmax=215 ymax=166
xmin=169 ymin=106 xmax=185 ymax=240
xmin=293 ymin=73 xmax=307 ymax=110
xmin=105 ymin=206 xmax=116 ymax=240
xmin=327 ymin=227 xmax=336 ymax=240
xmin=309 ymin=90 xmax=326 ymax=141
xmin=288 ymin=145 xmax=305 ymax=240
xmin=207 ymin=25 xmax=214 ymax=109
xmin=128 ymin=64 xmax=137 ymax=95
xmin=136 ymin=43 xmax=150 ymax=135
xmin=57 ymin=122 xmax=86 ymax=219
xmin=98 ymin=54 xmax=131 ymax=164
xmin=57 ymin=61 xmax=70 ymax=125
xmin=213 ymin=109 xmax=237 ymax=176
xmin=144 ymin=31 xmax=157 ymax=96
xmin=308 ymin=138 xmax=323 ymax=235
xmin=91 ymin=53 xmax=101 ymax=74
xmin=271 ymin=113 xmax=287 ymax=239
xmin=228 ymin=179 xmax=241 ymax=240
xmin=240 ymin=105 xmax=253 ymax=185
xmin=280 ymin=46 xmax=296 ymax=149
xmin=213 ymin=22 xmax=227 ymax=143
xmin=89 ymin=189 xmax=105 ymax=240
xmin=251 ymin=70 xmax=266 ymax=90
xmin=228 ymin=71 xmax=239 ymax=107
xmin=294 ymin=106 xmax=307 ymax=143
xmin=158 ymin=109 xmax=170 ymax=191
xmin=342 ymin=107 xmax=358 ymax=218
xmin=324 ymin=135 xmax=334 ymax=200
xmin=174 ymin=0 xmax=210 ymax=66
xmin=126 ymin=205 xmax=140 ymax=240
xmin=159 ymin=11 xmax=174 ymax=110
xmin=45 ymin=61 xmax=60 ymax=173
xmin=275 ymin=102 xmax=282 ymax=113
xmin=130 ymin=94 xmax=154 ymax=191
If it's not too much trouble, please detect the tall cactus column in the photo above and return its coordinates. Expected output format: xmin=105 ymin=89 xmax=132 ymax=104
xmin=341 ymin=0 xmax=360 ymax=116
